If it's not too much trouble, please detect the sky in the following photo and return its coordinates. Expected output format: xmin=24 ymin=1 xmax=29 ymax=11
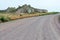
xmin=0 ymin=0 xmax=60 ymax=12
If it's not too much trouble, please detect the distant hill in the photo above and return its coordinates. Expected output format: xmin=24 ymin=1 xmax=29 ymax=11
xmin=0 ymin=4 xmax=48 ymax=14
xmin=16 ymin=4 xmax=48 ymax=14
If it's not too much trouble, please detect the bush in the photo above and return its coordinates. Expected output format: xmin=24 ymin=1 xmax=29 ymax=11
xmin=20 ymin=14 xmax=23 ymax=16
xmin=0 ymin=17 xmax=2 ymax=23
xmin=0 ymin=16 xmax=10 ymax=22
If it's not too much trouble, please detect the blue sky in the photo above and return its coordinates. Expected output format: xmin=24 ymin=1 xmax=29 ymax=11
xmin=0 ymin=0 xmax=60 ymax=12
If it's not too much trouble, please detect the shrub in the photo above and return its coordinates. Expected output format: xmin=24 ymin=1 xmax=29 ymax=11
xmin=0 ymin=17 xmax=2 ymax=23
xmin=0 ymin=16 xmax=10 ymax=22
xmin=20 ymin=14 xmax=22 ymax=16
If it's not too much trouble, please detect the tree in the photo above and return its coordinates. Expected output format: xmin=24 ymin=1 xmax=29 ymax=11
xmin=6 ymin=7 xmax=16 ymax=13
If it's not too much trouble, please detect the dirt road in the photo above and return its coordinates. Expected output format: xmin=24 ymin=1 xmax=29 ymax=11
xmin=0 ymin=14 xmax=60 ymax=40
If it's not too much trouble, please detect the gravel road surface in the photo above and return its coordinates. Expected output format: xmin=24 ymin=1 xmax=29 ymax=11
xmin=0 ymin=14 xmax=60 ymax=40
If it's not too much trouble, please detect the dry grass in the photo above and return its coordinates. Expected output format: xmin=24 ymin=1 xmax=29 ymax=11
xmin=0 ymin=12 xmax=57 ymax=22
xmin=0 ymin=13 xmax=48 ymax=20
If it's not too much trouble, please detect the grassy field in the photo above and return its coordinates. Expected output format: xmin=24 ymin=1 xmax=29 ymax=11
xmin=0 ymin=12 xmax=59 ymax=23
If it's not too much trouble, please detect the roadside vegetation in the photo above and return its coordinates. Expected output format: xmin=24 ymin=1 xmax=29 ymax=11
xmin=0 ymin=12 xmax=59 ymax=23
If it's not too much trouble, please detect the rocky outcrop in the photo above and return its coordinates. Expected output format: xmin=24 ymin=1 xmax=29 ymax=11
xmin=34 ymin=9 xmax=48 ymax=13
xmin=16 ymin=4 xmax=48 ymax=14
xmin=0 ymin=4 xmax=48 ymax=14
